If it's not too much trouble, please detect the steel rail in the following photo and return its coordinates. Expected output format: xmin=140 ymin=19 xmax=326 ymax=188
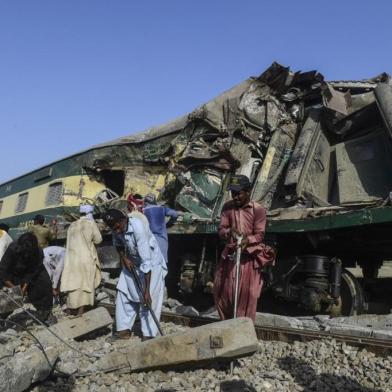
xmin=159 ymin=312 xmax=392 ymax=357
xmin=98 ymin=302 xmax=392 ymax=356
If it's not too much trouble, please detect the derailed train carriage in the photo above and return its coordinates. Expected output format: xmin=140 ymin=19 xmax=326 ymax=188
xmin=2 ymin=62 xmax=392 ymax=316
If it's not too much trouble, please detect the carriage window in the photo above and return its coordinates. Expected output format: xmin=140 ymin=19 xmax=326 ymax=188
xmin=46 ymin=182 xmax=63 ymax=206
xmin=0 ymin=200 xmax=3 ymax=216
xmin=15 ymin=192 xmax=28 ymax=213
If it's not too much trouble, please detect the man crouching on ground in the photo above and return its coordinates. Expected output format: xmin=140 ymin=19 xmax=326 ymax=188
xmin=102 ymin=209 xmax=167 ymax=340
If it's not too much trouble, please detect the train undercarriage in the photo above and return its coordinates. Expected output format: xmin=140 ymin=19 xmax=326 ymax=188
xmin=167 ymin=220 xmax=392 ymax=317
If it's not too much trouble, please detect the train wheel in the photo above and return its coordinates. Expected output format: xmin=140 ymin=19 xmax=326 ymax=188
xmin=335 ymin=269 xmax=366 ymax=316
xmin=260 ymin=268 xmax=366 ymax=317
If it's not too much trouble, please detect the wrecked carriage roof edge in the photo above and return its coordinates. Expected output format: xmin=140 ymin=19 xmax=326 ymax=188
xmin=92 ymin=78 xmax=255 ymax=147
xmin=0 ymin=78 xmax=254 ymax=186
xmin=1 ymin=66 xmax=389 ymax=186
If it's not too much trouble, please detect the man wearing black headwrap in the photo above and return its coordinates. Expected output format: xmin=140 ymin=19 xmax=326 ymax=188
xmin=0 ymin=232 xmax=53 ymax=321
xmin=102 ymin=209 xmax=167 ymax=339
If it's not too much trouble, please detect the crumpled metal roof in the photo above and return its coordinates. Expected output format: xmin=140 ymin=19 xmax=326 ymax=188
xmin=92 ymin=79 xmax=253 ymax=148
xmin=92 ymin=114 xmax=189 ymax=147
xmin=2 ymin=65 xmax=390 ymax=186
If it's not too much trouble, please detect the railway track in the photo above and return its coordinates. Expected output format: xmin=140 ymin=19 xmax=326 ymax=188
xmin=161 ymin=312 xmax=392 ymax=356
xmin=99 ymin=302 xmax=392 ymax=356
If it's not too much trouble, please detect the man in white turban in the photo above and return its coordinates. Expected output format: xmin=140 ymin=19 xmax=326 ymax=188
xmin=79 ymin=204 xmax=94 ymax=220
xmin=60 ymin=205 xmax=102 ymax=315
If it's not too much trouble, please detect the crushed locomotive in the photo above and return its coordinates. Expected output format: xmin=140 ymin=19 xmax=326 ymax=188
xmin=2 ymin=62 xmax=392 ymax=316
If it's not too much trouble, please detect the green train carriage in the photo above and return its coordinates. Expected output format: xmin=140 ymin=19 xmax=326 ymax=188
xmin=3 ymin=63 xmax=392 ymax=316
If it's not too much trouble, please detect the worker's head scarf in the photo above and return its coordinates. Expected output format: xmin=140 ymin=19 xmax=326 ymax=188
xmin=102 ymin=209 xmax=126 ymax=229
xmin=127 ymin=194 xmax=144 ymax=212
xmin=80 ymin=204 xmax=94 ymax=220
xmin=144 ymin=193 xmax=157 ymax=205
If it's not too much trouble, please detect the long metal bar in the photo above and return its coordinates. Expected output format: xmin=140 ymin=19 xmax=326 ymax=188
xmin=231 ymin=234 xmax=243 ymax=374
xmin=128 ymin=265 xmax=164 ymax=336
xmin=233 ymin=234 xmax=243 ymax=318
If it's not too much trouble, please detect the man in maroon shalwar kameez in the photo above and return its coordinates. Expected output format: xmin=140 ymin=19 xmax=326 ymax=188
xmin=213 ymin=175 xmax=274 ymax=322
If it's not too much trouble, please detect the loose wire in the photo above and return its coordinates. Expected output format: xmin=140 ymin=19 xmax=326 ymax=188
xmin=0 ymin=290 xmax=100 ymax=359
xmin=0 ymin=317 xmax=72 ymax=377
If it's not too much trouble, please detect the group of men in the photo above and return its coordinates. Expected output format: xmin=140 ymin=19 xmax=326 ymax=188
xmin=0 ymin=174 xmax=274 ymax=338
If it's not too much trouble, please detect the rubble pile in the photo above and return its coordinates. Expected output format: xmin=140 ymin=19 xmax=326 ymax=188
xmin=34 ymin=338 xmax=392 ymax=392
xmin=0 ymin=305 xmax=391 ymax=391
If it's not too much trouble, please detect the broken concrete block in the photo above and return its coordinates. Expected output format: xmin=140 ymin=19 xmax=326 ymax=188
xmin=91 ymin=317 xmax=257 ymax=373
xmin=0 ymin=346 xmax=58 ymax=392
xmin=0 ymin=287 xmax=23 ymax=315
xmin=36 ymin=307 xmax=112 ymax=345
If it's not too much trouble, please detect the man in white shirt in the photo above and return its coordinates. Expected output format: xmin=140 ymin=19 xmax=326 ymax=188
xmin=102 ymin=208 xmax=166 ymax=340
xmin=43 ymin=246 xmax=65 ymax=297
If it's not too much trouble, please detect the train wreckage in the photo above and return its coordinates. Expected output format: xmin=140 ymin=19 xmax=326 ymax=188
xmin=1 ymin=62 xmax=392 ymax=316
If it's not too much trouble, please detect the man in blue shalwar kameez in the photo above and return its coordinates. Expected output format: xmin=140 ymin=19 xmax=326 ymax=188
xmin=102 ymin=209 xmax=167 ymax=340
xmin=143 ymin=193 xmax=181 ymax=263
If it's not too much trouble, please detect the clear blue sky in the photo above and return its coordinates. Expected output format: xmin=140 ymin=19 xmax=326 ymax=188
xmin=0 ymin=1 xmax=391 ymax=183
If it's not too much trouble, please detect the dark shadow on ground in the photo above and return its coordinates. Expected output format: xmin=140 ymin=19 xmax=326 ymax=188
xmin=74 ymin=326 xmax=111 ymax=341
xmin=154 ymin=389 xmax=176 ymax=392
xmin=0 ymin=309 xmax=57 ymax=331
xmin=278 ymin=356 xmax=382 ymax=392
xmin=220 ymin=380 xmax=257 ymax=392
xmin=154 ymin=379 xmax=256 ymax=392
xmin=28 ymin=375 xmax=75 ymax=392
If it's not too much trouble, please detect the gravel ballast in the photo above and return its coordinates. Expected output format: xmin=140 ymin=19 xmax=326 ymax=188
xmin=1 ymin=306 xmax=392 ymax=391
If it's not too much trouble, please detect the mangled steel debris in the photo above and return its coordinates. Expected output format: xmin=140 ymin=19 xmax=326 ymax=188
xmin=5 ymin=62 xmax=392 ymax=226
xmin=75 ymin=62 xmax=392 ymax=315
xmin=3 ymin=62 xmax=392 ymax=316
